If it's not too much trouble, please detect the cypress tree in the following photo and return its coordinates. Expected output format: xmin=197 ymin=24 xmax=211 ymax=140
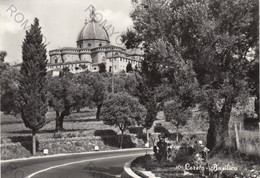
xmin=98 ymin=63 xmax=106 ymax=73
xmin=19 ymin=18 xmax=47 ymax=155
xmin=126 ymin=62 xmax=133 ymax=73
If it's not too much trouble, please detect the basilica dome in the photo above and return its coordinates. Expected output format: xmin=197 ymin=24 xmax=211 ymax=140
xmin=77 ymin=19 xmax=110 ymax=42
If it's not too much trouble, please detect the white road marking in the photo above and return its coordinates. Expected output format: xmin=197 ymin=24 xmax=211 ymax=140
xmin=26 ymin=153 xmax=145 ymax=178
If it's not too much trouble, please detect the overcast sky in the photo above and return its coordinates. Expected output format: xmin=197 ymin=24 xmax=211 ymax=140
xmin=0 ymin=0 xmax=134 ymax=64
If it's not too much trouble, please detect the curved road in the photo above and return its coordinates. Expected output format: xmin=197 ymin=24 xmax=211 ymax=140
xmin=1 ymin=148 xmax=151 ymax=178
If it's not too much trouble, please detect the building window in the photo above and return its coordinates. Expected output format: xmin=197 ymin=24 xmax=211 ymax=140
xmin=99 ymin=43 xmax=102 ymax=47
xmin=55 ymin=59 xmax=58 ymax=64
xmin=88 ymin=43 xmax=91 ymax=47
xmin=94 ymin=67 xmax=96 ymax=70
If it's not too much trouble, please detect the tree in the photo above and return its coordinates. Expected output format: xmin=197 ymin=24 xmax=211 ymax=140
xmin=47 ymin=71 xmax=91 ymax=131
xmin=0 ymin=66 xmax=20 ymax=115
xmin=164 ymin=99 xmax=191 ymax=142
xmin=19 ymin=18 xmax=48 ymax=155
xmin=101 ymin=92 xmax=146 ymax=148
xmin=76 ymin=72 xmax=107 ymax=120
xmin=125 ymin=0 xmax=258 ymax=153
xmin=121 ymin=28 xmax=143 ymax=49
xmin=0 ymin=51 xmax=7 ymax=62
xmin=0 ymin=51 xmax=8 ymax=75
xmin=91 ymin=78 xmax=106 ymax=120
xmin=126 ymin=62 xmax=133 ymax=73
xmin=98 ymin=63 xmax=106 ymax=73
xmin=135 ymin=73 xmax=158 ymax=145
xmin=105 ymin=72 xmax=137 ymax=94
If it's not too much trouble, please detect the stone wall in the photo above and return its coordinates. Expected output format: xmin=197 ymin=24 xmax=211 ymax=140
xmin=1 ymin=135 xmax=145 ymax=160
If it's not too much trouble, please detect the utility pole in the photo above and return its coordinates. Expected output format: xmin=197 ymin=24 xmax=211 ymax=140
xmin=112 ymin=51 xmax=114 ymax=94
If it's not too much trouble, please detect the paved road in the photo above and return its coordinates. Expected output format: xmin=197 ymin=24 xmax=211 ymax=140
xmin=1 ymin=148 xmax=151 ymax=178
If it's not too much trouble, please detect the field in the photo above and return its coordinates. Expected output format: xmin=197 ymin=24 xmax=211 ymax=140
xmin=0 ymin=109 xmax=146 ymax=160
xmin=2 ymin=108 xmax=258 ymax=165
xmin=1 ymin=109 xmax=112 ymax=139
xmin=0 ymin=109 xmax=209 ymax=160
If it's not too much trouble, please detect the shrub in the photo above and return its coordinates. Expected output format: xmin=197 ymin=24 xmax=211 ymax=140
xmin=67 ymin=132 xmax=77 ymax=138
xmin=174 ymin=145 xmax=195 ymax=164
xmin=53 ymin=132 xmax=63 ymax=138
xmin=94 ymin=129 xmax=117 ymax=136
xmin=239 ymin=130 xmax=260 ymax=158
xmin=129 ymin=127 xmax=144 ymax=135
xmin=154 ymin=124 xmax=170 ymax=136
xmin=75 ymin=141 xmax=82 ymax=147
xmin=132 ymin=154 xmax=153 ymax=170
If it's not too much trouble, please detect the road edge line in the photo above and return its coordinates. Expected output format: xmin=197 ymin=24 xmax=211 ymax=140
xmin=26 ymin=153 xmax=144 ymax=178
xmin=1 ymin=148 xmax=151 ymax=163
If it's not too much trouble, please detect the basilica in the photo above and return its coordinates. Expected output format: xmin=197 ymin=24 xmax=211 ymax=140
xmin=47 ymin=11 xmax=143 ymax=75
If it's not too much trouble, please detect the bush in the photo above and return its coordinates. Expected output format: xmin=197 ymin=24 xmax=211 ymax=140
xmin=53 ymin=132 xmax=63 ymax=138
xmin=239 ymin=130 xmax=260 ymax=158
xmin=154 ymin=124 xmax=170 ymax=136
xmin=174 ymin=145 xmax=195 ymax=164
xmin=67 ymin=132 xmax=77 ymax=138
xmin=128 ymin=127 xmax=144 ymax=135
xmin=75 ymin=141 xmax=82 ymax=147
xmin=132 ymin=154 xmax=153 ymax=170
xmin=94 ymin=129 xmax=117 ymax=136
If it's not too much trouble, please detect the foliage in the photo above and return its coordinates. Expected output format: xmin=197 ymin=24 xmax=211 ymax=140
xmin=0 ymin=51 xmax=8 ymax=74
xmin=47 ymin=71 xmax=91 ymax=130
xmin=121 ymin=28 xmax=143 ymax=49
xmin=105 ymin=72 xmax=137 ymax=95
xmin=134 ymin=68 xmax=159 ymax=131
xmin=125 ymin=0 xmax=258 ymax=152
xmin=101 ymin=92 xmax=146 ymax=148
xmin=0 ymin=51 xmax=7 ymax=62
xmin=98 ymin=63 xmax=106 ymax=73
xmin=0 ymin=65 xmax=20 ymax=115
xmin=154 ymin=123 xmax=170 ymax=136
xmin=126 ymin=62 xmax=133 ymax=73
xmin=19 ymin=18 xmax=48 ymax=133
xmin=75 ymin=72 xmax=107 ymax=119
xmin=163 ymin=99 xmax=191 ymax=141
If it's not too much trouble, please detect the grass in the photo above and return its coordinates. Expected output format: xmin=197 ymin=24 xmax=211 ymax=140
xmin=1 ymin=108 xmax=146 ymax=159
xmin=239 ymin=130 xmax=260 ymax=158
xmin=207 ymin=151 xmax=260 ymax=177
xmin=229 ymin=127 xmax=260 ymax=158
xmin=1 ymin=109 xmax=117 ymax=138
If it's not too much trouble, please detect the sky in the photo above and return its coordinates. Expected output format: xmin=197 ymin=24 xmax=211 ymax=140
xmin=0 ymin=0 xmax=134 ymax=64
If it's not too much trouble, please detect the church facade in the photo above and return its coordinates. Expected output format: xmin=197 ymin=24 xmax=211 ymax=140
xmin=47 ymin=13 xmax=143 ymax=74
